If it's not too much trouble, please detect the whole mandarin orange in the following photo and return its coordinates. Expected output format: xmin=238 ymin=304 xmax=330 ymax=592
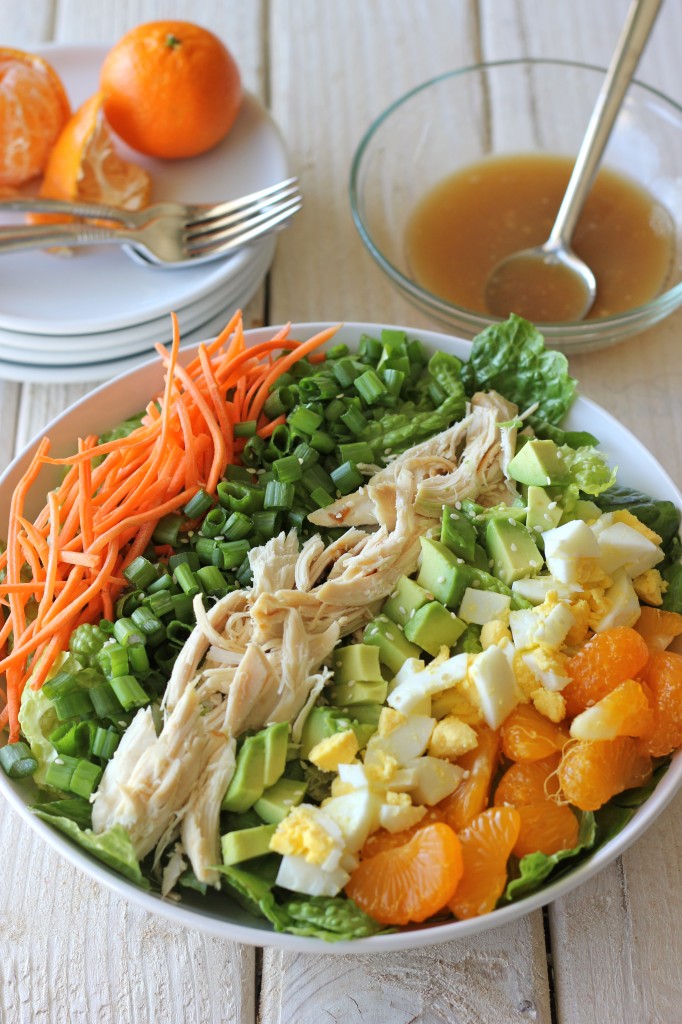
xmin=100 ymin=21 xmax=242 ymax=159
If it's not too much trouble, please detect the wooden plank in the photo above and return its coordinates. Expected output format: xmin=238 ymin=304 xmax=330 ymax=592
xmin=261 ymin=912 xmax=551 ymax=1024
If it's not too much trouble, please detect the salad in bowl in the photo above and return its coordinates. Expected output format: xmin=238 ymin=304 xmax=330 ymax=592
xmin=0 ymin=313 xmax=681 ymax=949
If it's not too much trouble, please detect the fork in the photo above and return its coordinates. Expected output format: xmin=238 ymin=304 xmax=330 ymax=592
xmin=0 ymin=178 xmax=302 ymax=267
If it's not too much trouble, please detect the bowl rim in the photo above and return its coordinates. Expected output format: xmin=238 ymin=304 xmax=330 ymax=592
xmin=1 ymin=319 xmax=681 ymax=953
xmin=349 ymin=57 xmax=682 ymax=340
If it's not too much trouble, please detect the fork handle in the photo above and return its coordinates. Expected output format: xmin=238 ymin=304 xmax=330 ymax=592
xmin=0 ymin=223 xmax=134 ymax=253
xmin=0 ymin=197 xmax=137 ymax=223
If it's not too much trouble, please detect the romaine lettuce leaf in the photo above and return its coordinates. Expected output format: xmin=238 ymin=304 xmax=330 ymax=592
xmin=559 ymin=445 xmax=617 ymax=497
xmin=463 ymin=314 xmax=577 ymax=425
xmin=34 ymin=796 xmax=92 ymax=829
xmin=503 ymin=811 xmax=596 ymax=903
xmin=593 ymin=485 xmax=681 ymax=550
xmin=32 ymin=813 xmax=148 ymax=887
xmin=662 ymin=562 xmax=682 ymax=614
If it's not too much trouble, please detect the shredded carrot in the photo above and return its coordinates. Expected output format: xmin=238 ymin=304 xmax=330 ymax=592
xmin=0 ymin=311 xmax=341 ymax=739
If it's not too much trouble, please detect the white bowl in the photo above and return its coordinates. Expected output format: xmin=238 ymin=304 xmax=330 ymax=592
xmin=1 ymin=322 xmax=681 ymax=952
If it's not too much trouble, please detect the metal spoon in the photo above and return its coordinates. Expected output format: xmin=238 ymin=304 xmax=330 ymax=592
xmin=484 ymin=0 xmax=663 ymax=324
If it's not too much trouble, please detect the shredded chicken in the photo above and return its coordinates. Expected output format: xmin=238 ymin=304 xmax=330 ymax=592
xmin=92 ymin=394 xmax=519 ymax=891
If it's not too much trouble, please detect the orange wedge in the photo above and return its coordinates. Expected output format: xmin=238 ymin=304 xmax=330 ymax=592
xmin=33 ymin=92 xmax=152 ymax=223
xmin=0 ymin=47 xmax=71 ymax=186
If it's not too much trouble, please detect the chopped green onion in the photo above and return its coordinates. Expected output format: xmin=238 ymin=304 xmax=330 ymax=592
xmin=166 ymin=620 xmax=193 ymax=647
xmin=322 ymin=398 xmax=348 ymax=424
xmin=53 ymin=690 xmax=94 ymax=722
xmin=109 ymin=675 xmax=150 ymax=711
xmin=299 ymin=376 xmax=340 ymax=402
xmin=171 ymin=594 xmax=194 ymax=622
xmin=358 ymin=334 xmax=382 ymax=362
xmin=223 ymin=511 xmax=253 ymax=541
xmin=310 ymin=487 xmax=335 ymax=508
xmin=90 ymin=682 xmax=124 ymax=718
xmin=200 ymin=507 xmax=228 ymax=538
xmin=42 ymin=671 xmax=78 ymax=701
xmin=131 ymin=606 xmax=166 ymax=645
xmin=217 ymin=481 xmax=264 ymax=515
xmin=128 ymin=643 xmax=150 ymax=677
xmin=146 ymin=590 xmax=175 ymax=618
xmin=49 ymin=722 xmax=90 ymax=757
xmin=236 ymin=557 xmax=253 ymax=587
xmin=310 ymin=430 xmax=335 ymax=454
xmin=302 ymin=463 xmax=335 ymax=495
xmin=382 ymin=368 xmax=406 ymax=396
xmin=354 ymin=369 xmax=387 ymax=404
xmin=169 ymin=551 xmax=200 ymax=573
xmin=153 ymin=513 xmax=184 ymax=547
xmin=406 ymin=338 xmax=428 ymax=365
xmin=146 ymin=571 xmax=173 ymax=595
xmin=0 ymin=741 xmax=38 ymax=779
xmin=338 ymin=441 xmax=374 ymax=464
xmin=330 ymin=461 xmax=363 ymax=495
xmin=98 ymin=642 xmax=129 ymax=678
xmin=340 ymin=404 xmax=369 ymax=436
xmin=234 ymin=420 xmax=257 ymax=438
xmin=45 ymin=754 xmax=79 ymax=791
xmin=241 ymin=434 xmax=266 ymax=466
xmin=226 ymin=464 xmax=256 ymax=484
xmin=288 ymin=406 xmax=323 ymax=436
xmin=195 ymin=536 xmax=219 ymax=566
xmin=263 ymin=390 xmax=288 ymax=419
xmin=333 ymin=357 xmax=362 ymax=388
xmin=113 ymin=616 xmax=145 ymax=647
xmin=173 ymin=562 xmax=201 ymax=598
xmin=183 ymin=489 xmax=214 ymax=518
xmin=264 ymin=480 xmax=295 ymax=511
xmin=216 ymin=539 xmax=251 ymax=570
xmin=70 ymin=759 xmax=103 ymax=799
xmin=115 ymin=589 xmax=144 ymax=619
xmin=123 ymin=556 xmax=158 ymax=591
xmin=267 ymin=424 xmax=292 ymax=455
xmin=291 ymin=441 xmax=318 ymax=470
xmin=92 ymin=726 xmax=121 ymax=760
xmin=326 ymin=342 xmax=349 ymax=359
xmin=197 ymin=565 xmax=230 ymax=597
xmin=252 ymin=511 xmax=281 ymax=542
xmin=273 ymin=455 xmax=303 ymax=484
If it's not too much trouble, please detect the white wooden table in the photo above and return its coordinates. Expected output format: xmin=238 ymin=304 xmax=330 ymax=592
xmin=1 ymin=2 xmax=681 ymax=1021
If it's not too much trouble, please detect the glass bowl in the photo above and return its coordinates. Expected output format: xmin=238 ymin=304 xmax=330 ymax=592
xmin=349 ymin=59 xmax=682 ymax=352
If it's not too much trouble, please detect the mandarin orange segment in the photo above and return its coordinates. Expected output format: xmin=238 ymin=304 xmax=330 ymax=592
xmin=634 ymin=607 xmax=682 ymax=652
xmin=562 ymin=627 xmax=650 ymax=717
xmin=345 ymin=823 xmax=463 ymax=926
xmin=0 ymin=47 xmax=71 ymax=185
xmin=447 ymin=807 xmax=521 ymax=920
xmin=639 ymin=650 xmax=682 ymax=757
xmin=494 ymin=755 xmax=561 ymax=808
xmin=33 ymin=92 xmax=151 ymax=224
xmin=513 ymin=802 xmax=580 ymax=859
xmin=501 ymin=704 xmax=568 ymax=763
xmin=557 ymin=736 xmax=653 ymax=811
xmin=359 ymin=808 xmax=443 ymax=860
xmin=100 ymin=20 xmax=242 ymax=159
xmin=569 ymin=678 xmax=654 ymax=741
xmin=438 ymin=728 xmax=500 ymax=831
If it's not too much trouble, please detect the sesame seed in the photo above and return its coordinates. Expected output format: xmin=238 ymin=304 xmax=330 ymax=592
xmin=450 ymin=513 xmax=458 ymax=521
xmin=546 ymin=476 xmax=552 ymax=485
xmin=384 ymin=448 xmax=392 ymax=455
xmin=54 ymin=757 xmax=64 ymax=765
xmin=544 ymin=513 xmax=553 ymax=522
xmin=548 ymin=501 xmax=557 ymax=510
xmin=455 ymin=501 xmax=462 ymax=510
xmin=529 ymin=560 xmax=538 ymax=568
xmin=508 ymin=517 xmax=517 ymax=526
xmin=410 ymin=609 xmax=416 ymax=618
xmin=473 ymin=579 xmax=481 ymax=588
xmin=437 ymin=575 xmax=446 ymax=583
xmin=398 ymin=605 xmax=406 ymax=616
xmin=510 ymin=543 xmax=518 ymax=552
xmin=556 ymin=450 xmax=563 ymax=459
xmin=386 ymin=632 xmax=394 ymax=641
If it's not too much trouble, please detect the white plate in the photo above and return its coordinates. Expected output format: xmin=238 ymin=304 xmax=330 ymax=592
xmin=0 ymin=44 xmax=288 ymax=336
xmin=1 ymin=322 xmax=681 ymax=952
xmin=0 ymin=236 xmax=274 ymax=361
xmin=0 ymin=269 xmax=267 ymax=382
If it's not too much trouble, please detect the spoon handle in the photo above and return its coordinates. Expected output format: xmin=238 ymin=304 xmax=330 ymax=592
xmin=548 ymin=0 xmax=663 ymax=249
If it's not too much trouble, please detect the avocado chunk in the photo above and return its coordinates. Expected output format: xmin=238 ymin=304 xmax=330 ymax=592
xmin=299 ymin=706 xmax=353 ymax=759
xmin=486 ymin=518 xmax=543 ymax=586
xmin=332 ymin=644 xmax=384 ymax=685
xmin=254 ymin=777 xmax=308 ymax=824
xmin=328 ymin=679 xmax=388 ymax=707
xmin=363 ymin=616 xmax=421 ymax=675
xmin=440 ymin=506 xmax=478 ymax=562
xmin=383 ymin=575 xmax=433 ymax=627
xmin=403 ymin=601 xmax=467 ymax=657
xmin=562 ymin=497 xmax=602 ymax=524
xmin=221 ymin=823 xmax=277 ymax=866
xmin=507 ymin=439 xmax=570 ymax=487
xmin=263 ymin=721 xmax=289 ymax=789
xmin=416 ymin=537 xmax=472 ymax=608
xmin=221 ymin=731 xmax=267 ymax=813
xmin=526 ymin=484 xmax=562 ymax=538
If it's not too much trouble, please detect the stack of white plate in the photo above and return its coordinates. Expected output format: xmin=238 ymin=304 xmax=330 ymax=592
xmin=0 ymin=45 xmax=290 ymax=383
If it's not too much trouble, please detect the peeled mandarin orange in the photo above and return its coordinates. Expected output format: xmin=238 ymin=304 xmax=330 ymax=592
xmin=557 ymin=736 xmax=653 ymax=811
xmin=569 ymin=678 xmax=654 ymax=742
xmin=438 ymin=728 xmax=500 ymax=831
xmin=639 ymin=650 xmax=682 ymax=757
xmin=635 ymin=606 xmax=682 ymax=652
xmin=494 ymin=755 xmax=561 ymax=808
xmin=359 ymin=808 xmax=444 ymax=859
xmin=562 ymin=627 xmax=650 ymax=717
xmin=34 ymin=92 xmax=151 ymax=222
xmin=447 ymin=807 xmax=521 ymax=920
xmin=501 ymin=703 xmax=568 ymax=763
xmin=0 ymin=47 xmax=71 ymax=185
xmin=513 ymin=802 xmax=580 ymax=859
xmin=100 ymin=21 xmax=242 ymax=159
xmin=345 ymin=823 xmax=463 ymax=926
